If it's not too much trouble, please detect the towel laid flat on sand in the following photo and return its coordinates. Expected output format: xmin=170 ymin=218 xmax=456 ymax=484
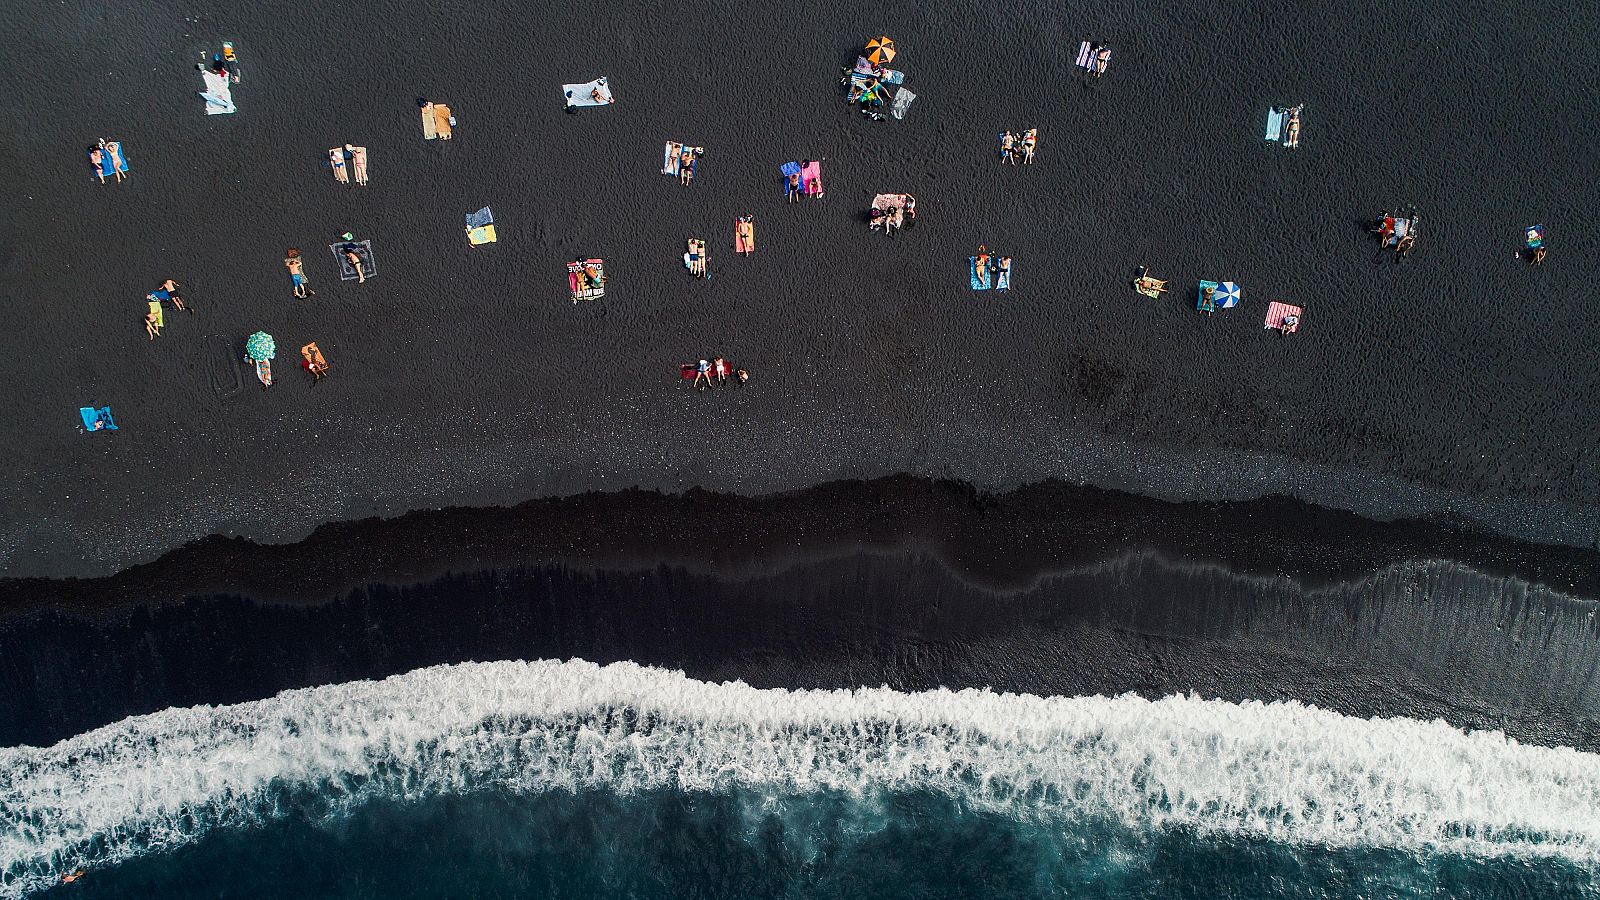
xmin=563 ymin=77 xmax=614 ymax=107
xmin=466 ymin=206 xmax=496 ymax=245
xmin=330 ymin=241 xmax=376 ymax=280
xmin=199 ymin=69 xmax=235 ymax=114
xmin=801 ymin=160 xmax=823 ymax=196
xmin=79 ymin=406 xmax=117 ymax=431
xmin=567 ymin=259 xmax=605 ymax=300
xmin=1264 ymin=301 xmax=1303 ymax=331
xmin=1265 ymin=108 xmax=1286 ymax=141
xmin=970 ymin=258 xmax=991 ymax=290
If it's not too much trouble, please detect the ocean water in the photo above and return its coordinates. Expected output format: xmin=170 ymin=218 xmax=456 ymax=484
xmin=4 ymin=659 xmax=1598 ymax=899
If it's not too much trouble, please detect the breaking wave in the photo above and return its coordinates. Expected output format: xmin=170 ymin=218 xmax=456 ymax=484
xmin=2 ymin=659 xmax=1598 ymax=897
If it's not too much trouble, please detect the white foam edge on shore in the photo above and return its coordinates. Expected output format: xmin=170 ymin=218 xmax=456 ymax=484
xmin=2 ymin=658 xmax=1597 ymax=897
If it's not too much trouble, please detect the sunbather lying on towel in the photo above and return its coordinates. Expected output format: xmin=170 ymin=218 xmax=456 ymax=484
xmin=1000 ymin=132 xmax=1016 ymax=164
xmin=344 ymin=245 xmax=367 ymax=283
xmin=678 ymin=145 xmax=696 ymax=185
xmin=87 ymin=145 xmax=106 ymax=183
xmin=1022 ymin=129 xmax=1038 ymax=164
xmin=1285 ymin=107 xmax=1302 ymax=149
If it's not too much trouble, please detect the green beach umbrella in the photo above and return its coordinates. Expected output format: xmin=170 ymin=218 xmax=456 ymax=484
xmin=245 ymin=331 xmax=276 ymax=360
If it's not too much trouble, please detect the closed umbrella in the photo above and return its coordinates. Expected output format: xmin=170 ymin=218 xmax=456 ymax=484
xmin=865 ymin=36 xmax=895 ymax=65
xmin=245 ymin=331 xmax=276 ymax=360
xmin=1215 ymin=282 xmax=1242 ymax=309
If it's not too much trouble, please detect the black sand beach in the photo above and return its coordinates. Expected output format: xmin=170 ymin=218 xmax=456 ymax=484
xmin=2 ymin=478 xmax=1598 ymax=751
xmin=1 ymin=0 xmax=1599 ymax=576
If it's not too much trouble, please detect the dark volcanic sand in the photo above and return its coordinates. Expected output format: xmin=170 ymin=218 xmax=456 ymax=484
xmin=2 ymin=478 xmax=1597 ymax=750
xmin=1 ymin=0 xmax=1598 ymax=576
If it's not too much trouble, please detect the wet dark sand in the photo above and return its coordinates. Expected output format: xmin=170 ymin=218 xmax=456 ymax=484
xmin=1 ymin=0 xmax=1599 ymax=576
xmin=2 ymin=477 xmax=1597 ymax=750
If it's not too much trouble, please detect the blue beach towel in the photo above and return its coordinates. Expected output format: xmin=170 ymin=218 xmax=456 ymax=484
xmin=465 ymin=206 xmax=494 ymax=229
xmin=79 ymin=406 xmax=117 ymax=431
xmin=970 ymin=258 xmax=991 ymax=290
xmin=1265 ymin=108 xmax=1285 ymax=142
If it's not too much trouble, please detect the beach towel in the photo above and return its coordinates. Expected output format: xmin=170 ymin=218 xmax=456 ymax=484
xmin=421 ymin=104 xmax=438 ymax=139
xmin=853 ymin=57 xmax=905 ymax=84
xmin=567 ymin=259 xmax=605 ymax=301
xmin=680 ymin=364 xmax=698 ymax=380
xmin=563 ymin=77 xmax=614 ymax=107
xmin=301 ymin=342 xmax=328 ymax=372
xmin=199 ymin=69 xmax=235 ymax=114
xmin=1265 ymin=108 xmax=1285 ymax=142
xmin=79 ymin=406 xmax=117 ymax=432
xmin=1387 ymin=217 xmax=1411 ymax=247
xmin=1525 ymin=224 xmax=1545 ymax=248
xmin=1075 ymin=41 xmax=1110 ymax=74
xmin=147 ymin=300 xmax=165 ymax=328
xmin=871 ymin=193 xmax=908 ymax=211
xmin=329 ymin=148 xmax=349 ymax=183
xmin=996 ymin=262 xmax=1012 ymax=292
xmin=1264 ymin=301 xmax=1303 ymax=332
xmin=147 ymin=288 xmax=171 ymax=305
xmin=970 ymin=257 xmax=991 ymax=290
xmin=890 ymin=88 xmax=917 ymax=119
xmin=735 ymin=216 xmax=755 ymax=254
xmin=330 ymin=240 xmax=376 ymax=280
xmin=801 ymin=160 xmax=823 ymax=197
xmin=104 ymin=142 xmax=128 ymax=175
xmin=466 ymin=207 xmax=496 ymax=245
xmin=434 ymin=104 xmax=453 ymax=139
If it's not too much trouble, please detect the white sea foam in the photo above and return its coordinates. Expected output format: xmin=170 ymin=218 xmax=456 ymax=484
xmin=2 ymin=659 xmax=1599 ymax=897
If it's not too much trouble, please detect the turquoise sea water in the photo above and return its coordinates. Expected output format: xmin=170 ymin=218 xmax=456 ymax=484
xmin=34 ymin=788 xmax=1600 ymax=899
xmin=6 ymin=660 xmax=1598 ymax=899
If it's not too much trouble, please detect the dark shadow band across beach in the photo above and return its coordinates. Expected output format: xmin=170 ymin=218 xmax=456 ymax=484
xmin=2 ymin=477 xmax=1597 ymax=751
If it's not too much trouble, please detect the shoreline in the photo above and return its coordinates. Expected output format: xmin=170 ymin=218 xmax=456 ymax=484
xmin=4 ymin=476 xmax=1597 ymax=751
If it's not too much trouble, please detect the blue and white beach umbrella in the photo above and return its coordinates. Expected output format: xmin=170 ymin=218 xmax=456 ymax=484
xmin=1216 ymin=281 xmax=1241 ymax=309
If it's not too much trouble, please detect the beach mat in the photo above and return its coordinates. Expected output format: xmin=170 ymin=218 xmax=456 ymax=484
xmin=567 ymin=259 xmax=605 ymax=300
xmin=891 ymin=88 xmax=916 ymax=119
xmin=330 ymin=240 xmax=376 ymax=280
xmin=421 ymin=106 xmax=437 ymax=139
xmin=199 ymin=70 xmax=235 ymax=114
xmin=1264 ymin=301 xmax=1303 ymax=331
xmin=466 ymin=205 xmax=496 ymax=244
xmin=970 ymin=258 xmax=991 ymax=290
xmin=79 ymin=406 xmax=116 ymax=431
xmin=1265 ymin=108 xmax=1285 ymax=141
xmin=563 ymin=77 xmax=613 ymax=107
xmin=801 ymin=161 xmax=823 ymax=196
xmin=434 ymin=104 xmax=452 ymax=138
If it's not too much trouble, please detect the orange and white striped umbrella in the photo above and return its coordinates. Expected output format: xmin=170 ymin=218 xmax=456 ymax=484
xmin=865 ymin=36 xmax=895 ymax=65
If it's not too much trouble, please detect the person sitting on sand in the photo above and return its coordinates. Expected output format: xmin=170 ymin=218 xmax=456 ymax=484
xmin=144 ymin=308 xmax=161 ymax=340
xmin=693 ymin=359 xmax=712 ymax=391
xmin=787 ymin=172 xmax=802 ymax=203
xmin=344 ymin=246 xmax=366 ymax=283
xmin=713 ymin=357 xmax=729 ymax=384
xmin=1022 ymin=129 xmax=1038 ymax=164
xmin=736 ymin=368 xmax=749 ymax=384
xmin=679 ymin=146 xmax=695 ymax=186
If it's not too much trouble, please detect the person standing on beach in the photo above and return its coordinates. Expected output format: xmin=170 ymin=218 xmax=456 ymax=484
xmin=284 ymin=249 xmax=313 ymax=298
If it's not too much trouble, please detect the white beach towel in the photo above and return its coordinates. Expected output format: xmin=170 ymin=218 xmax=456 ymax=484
xmin=199 ymin=70 xmax=235 ymax=115
xmin=563 ymin=77 xmax=614 ymax=107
